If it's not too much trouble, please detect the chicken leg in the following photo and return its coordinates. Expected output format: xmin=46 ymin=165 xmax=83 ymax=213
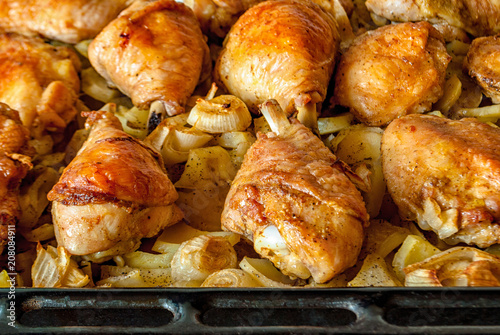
xmin=88 ymin=0 xmax=211 ymax=132
xmin=47 ymin=108 xmax=183 ymax=255
xmin=214 ymin=0 xmax=340 ymax=130
xmin=222 ymin=100 xmax=369 ymax=283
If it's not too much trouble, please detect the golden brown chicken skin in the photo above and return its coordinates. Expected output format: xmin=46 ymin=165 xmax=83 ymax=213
xmin=0 ymin=0 xmax=133 ymax=44
xmin=222 ymin=101 xmax=369 ymax=283
xmin=365 ymin=0 xmax=500 ymax=37
xmin=381 ymin=114 xmax=500 ymax=248
xmin=0 ymin=33 xmax=81 ymax=133
xmin=464 ymin=35 xmax=500 ymax=104
xmin=214 ymin=0 xmax=340 ymax=127
xmin=333 ymin=22 xmax=451 ymax=127
xmin=89 ymin=0 xmax=211 ymax=132
xmin=0 ymin=103 xmax=33 ymax=246
xmin=47 ymin=109 xmax=182 ymax=255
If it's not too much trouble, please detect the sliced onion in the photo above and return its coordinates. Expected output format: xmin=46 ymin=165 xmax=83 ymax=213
xmin=82 ymin=238 xmax=141 ymax=264
xmin=239 ymin=257 xmax=296 ymax=288
xmin=81 ymin=67 xmax=122 ymax=103
xmin=201 ymin=269 xmax=262 ymax=287
xmin=171 ymin=128 xmax=213 ymax=152
xmin=171 ymin=235 xmax=237 ymax=283
xmin=187 ymin=90 xmax=252 ymax=133
xmin=32 ymin=244 xmax=61 ymax=288
xmin=32 ymin=244 xmax=89 ymax=288
xmin=145 ymin=117 xmax=213 ymax=166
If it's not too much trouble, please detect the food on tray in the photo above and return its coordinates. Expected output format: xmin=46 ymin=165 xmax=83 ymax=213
xmin=0 ymin=0 xmax=133 ymax=44
xmin=238 ymin=256 xmax=298 ymax=287
xmin=201 ymin=268 xmax=262 ymax=287
xmin=180 ymin=0 xmax=353 ymax=40
xmin=222 ymin=100 xmax=368 ymax=283
xmin=348 ymin=253 xmax=402 ymax=287
xmin=187 ymin=83 xmax=253 ymax=134
xmin=347 ymin=220 xmax=410 ymax=287
xmin=88 ymin=0 xmax=211 ymax=131
xmin=404 ymin=247 xmax=500 ymax=286
xmin=365 ymin=0 xmax=500 ymax=37
xmin=0 ymin=104 xmax=33 ymax=247
xmin=2 ymin=0 xmax=500 ymax=289
xmin=333 ymin=21 xmax=451 ymax=126
xmin=214 ymin=0 xmax=340 ymax=129
xmin=392 ymin=234 xmax=441 ymax=281
xmin=47 ymin=109 xmax=183 ymax=255
xmin=31 ymin=243 xmax=90 ymax=288
xmin=173 ymin=145 xmax=237 ymax=231
xmin=145 ymin=113 xmax=213 ymax=165
xmin=464 ymin=35 xmax=500 ymax=103
xmin=180 ymin=0 xmax=263 ymax=39
xmin=0 ymin=33 xmax=81 ymax=132
xmin=331 ymin=124 xmax=384 ymax=217
xmin=171 ymin=234 xmax=237 ymax=285
xmin=381 ymin=114 xmax=500 ymax=248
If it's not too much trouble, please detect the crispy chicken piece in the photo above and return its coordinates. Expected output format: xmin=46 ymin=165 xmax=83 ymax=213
xmin=333 ymin=22 xmax=451 ymax=127
xmin=365 ymin=0 xmax=500 ymax=37
xmin=214 ymin=0 xmax=340 ymax=129
xmin=464 ymin=35 xmax=500 ymax=104
xmin=0 ymin=33 xmax=81 ymax=133
xmin=222 ymin=100 xmax=369 ymax=283
xmin=0 ymin=103 xmax=33 ymax=247
xmin=0 ymin=0 xmax=133 ymax=44
xmin=47 ymin=109 xmax=183 ymax=255
xmin=88 ymin=0 xmax=211 ymax=132
xmin=381 ymin=114 xmax=500 ymax=248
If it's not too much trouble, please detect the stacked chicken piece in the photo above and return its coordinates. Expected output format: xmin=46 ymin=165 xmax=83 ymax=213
xmin=1 ymin=0 xmax=500 ymax=288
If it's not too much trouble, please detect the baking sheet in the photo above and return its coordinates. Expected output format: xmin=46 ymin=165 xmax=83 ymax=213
xmin=2 ymin=287 xmax=500 ymax=334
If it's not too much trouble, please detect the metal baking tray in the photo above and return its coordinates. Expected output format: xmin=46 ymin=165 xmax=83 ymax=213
xmin=2 ymin=287 xmax=500 ymax=334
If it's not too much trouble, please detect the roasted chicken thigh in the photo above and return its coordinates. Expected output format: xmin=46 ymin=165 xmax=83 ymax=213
xmin=381 ymin=114 xmax=500 ymax=248
xmin=222 ymin=100 xmax=369 ymax=283
xmin=365 ymin=0 xmax=500 ymax=37
xmin=47 ymin=109 xmax=183 ymax=255
xmin=0 ymin=33 xmax=81 ymax=132
xmin=0 ymin=103 xmax=33 ymax=247
xmin=89 ymin=0 xmax=211 ymax=132
xmin=214 ymin=0 xmax=340 ymax=128
xmin=333 ymin=22 xmax=450 ymax=126
xmin=0 ymin=0 xmax=133 ymax=44
xmin=464 ymin=35 xmax=500 ymax=104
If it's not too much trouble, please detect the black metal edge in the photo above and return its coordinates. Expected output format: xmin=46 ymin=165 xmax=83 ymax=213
xmin=1 ymin=287 xmax=500 ymax=334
